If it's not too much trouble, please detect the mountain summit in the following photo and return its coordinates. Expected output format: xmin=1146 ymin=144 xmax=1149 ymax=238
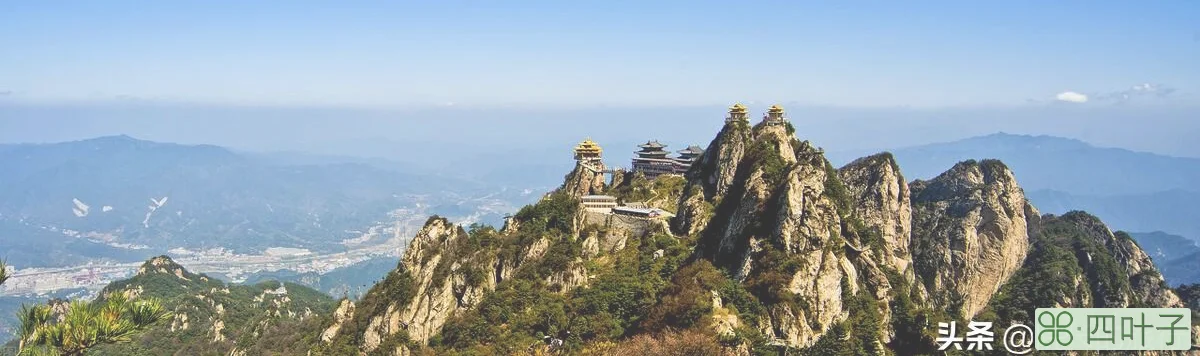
xmin=309 ymin=104 xmax=1198 ymax=354
xmin=23 ymin=106 xmax=1196 ymax=354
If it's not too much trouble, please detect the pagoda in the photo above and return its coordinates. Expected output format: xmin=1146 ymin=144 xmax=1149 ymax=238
xmin=762 ymin=104 xmax=787 ymax=125
xmin=631 ymin=140 xmax=675 ymax=179
xmin=726 ymin=103 xmax=749 ymax=123
xmin=574 ymin=138 xmax=604 ymax=164
xmin=672 ymin=145 xmax=704 ymax=174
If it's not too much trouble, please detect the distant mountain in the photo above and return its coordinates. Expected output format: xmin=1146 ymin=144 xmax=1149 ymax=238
xmin=239 ymin=257 xmax=399 ymax=300
xmin=1028 ymin=189 xmax=1200 ymax=245
xmin=882 ymin=132 xmax=1200 ymax=196
xmin=1128 ymin=231 xmax=1200 ymax=266
xmin=0 ymin=135 xmax=491 ymax=268
xmin=1162 ymin=251 xmax=1200 ymax=287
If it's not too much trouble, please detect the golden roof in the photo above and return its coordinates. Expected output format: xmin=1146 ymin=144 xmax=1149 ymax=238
xmin=768 ymin=104 xmax=784 ymax=112
xmin=574 ymin=137 xmax=603 ymax=153
xmin=729 ymin=103 xmax=748 ymax=112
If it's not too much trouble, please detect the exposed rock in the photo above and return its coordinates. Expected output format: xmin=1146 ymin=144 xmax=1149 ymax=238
xmin=559 ymin=161 xmax=607 ymax=197
xmin=394 ymin=218 xmax=466 ymax=344
xmin=321 ymin=299 xmax=355 ymax=343
xmin=711 ymin=290 xmax=741 ymax=337
xmin=314 ymin=107 xmax=1200 ymax=354
xmin=911 ymin=159 xmax=1032 ymax=318
xmin=171 ymin=312 xmax=190 ymax=332
xmin=838 ymin=153 xmax=913 ymax=276
xmin=211 ymin=319 xmax=226 ymax=342
xmin=669 ymin=120 xmax=895 ymax=348
xmin=545 ymin=259 xmax=590 ymax=293
xmin=672 ymin=119 xmax=753 ymax=236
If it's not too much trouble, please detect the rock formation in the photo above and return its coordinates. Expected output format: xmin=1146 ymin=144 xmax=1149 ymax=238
xmin=314 ymin=106 xmax=1198 ymax=355
xmin=909 ymin=159 xmax=1033 ymax=318
xmin=837 ymin=153 xmax=913 ymax=277
xmin=559 ymin=160 xmax=607 ymax=197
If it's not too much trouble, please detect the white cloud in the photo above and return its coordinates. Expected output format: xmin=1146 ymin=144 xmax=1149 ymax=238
xmin=1055 ymin=91 xmax=1089 ymax=103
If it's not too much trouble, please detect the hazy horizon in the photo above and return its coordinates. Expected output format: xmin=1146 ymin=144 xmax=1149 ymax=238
xmin=2 ymin=102 xmax=1198 ymax=161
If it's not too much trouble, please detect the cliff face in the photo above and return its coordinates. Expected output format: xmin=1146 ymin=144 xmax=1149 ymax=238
xmin=666 ymin=120 xmax=901 ymax=348
xmin=338 ymin=215 xmax=569 ymax=353
xmin=909 ymin=159 xmax=1034 ymax=318
xmin=312 ymin=108 xmax=1197 ymax=355
xmin=672 ymin=121 xmax=753 ymax=237
xmin=838 ymin=153 xmax=913 ymax=277
xmin=559 ymin=161 xmax=607 ymax=197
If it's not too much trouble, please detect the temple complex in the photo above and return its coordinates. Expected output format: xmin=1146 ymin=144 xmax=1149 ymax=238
xmin=579 ymin=104 xmax=793 ymax=181
xmin=631 ymin=140 xmax=676 ymax=179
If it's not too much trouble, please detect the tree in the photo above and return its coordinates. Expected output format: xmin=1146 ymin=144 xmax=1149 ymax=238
xmin=1 ymin=259 xmax=9 ymax=286
xmin=17 ymin=293 xmax=170 ymax=356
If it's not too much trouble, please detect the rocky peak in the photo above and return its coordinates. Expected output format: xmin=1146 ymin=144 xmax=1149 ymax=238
xmin=671 ymin=119 xmax=754 ymax=236
xmin=559 ymin=161 xmax=607 ymax=197
xmin=1054 ymin=211 xmax=1183 ymax=308
xmin=910 ymin=159 xmax=1033 ymax=318
xmin=666 ymin=120 xmax=901 ymax=348
xmin=837 ymin=152 xmax=913 ymax=277
xmin=136 ymin=255 xmax=197 ymax=280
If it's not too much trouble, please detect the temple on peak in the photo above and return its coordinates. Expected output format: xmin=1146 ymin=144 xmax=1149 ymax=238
xmin=573 ymin=137 xmax=603 ymax=162
xmin=762 ymin=104 xmax=788 ymax=125
xmin=726 ymin=103 xmax=749 ymax=123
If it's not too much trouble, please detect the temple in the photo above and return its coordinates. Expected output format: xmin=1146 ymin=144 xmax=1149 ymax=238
xmin=674 ymin=145 xmax=703 ymax=169
xmin=726 ymin=103 xmax=749 ymax=123
xmin=573 ymin=137 xmax=605 ymax=173
xmin=762 ymin=104 xmax=788 ymax=125
xmin=631 ymin=140 xmax=676 ymax=179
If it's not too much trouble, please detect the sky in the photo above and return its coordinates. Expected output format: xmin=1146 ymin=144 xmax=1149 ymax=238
xmin=1 ymin=1 xmax=1198 ymax=162
xmin=1 ymin=1 xmax=1198 ymax=108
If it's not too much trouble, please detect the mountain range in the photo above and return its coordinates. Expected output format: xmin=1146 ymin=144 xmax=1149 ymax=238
xmin=0 ymin=135 xmax=527 ymax=268
xmin=5 ymin=115 xmax=1200 ymax=354
xmin=306 ymin=115 xmax=1200 ymax=354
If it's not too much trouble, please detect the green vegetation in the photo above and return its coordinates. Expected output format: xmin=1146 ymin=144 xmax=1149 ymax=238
xmin=0 ymin=259 xmax=8 ymax=287
xmin=977 ymin=212 xmax=1138 ymax=339
xmin=883 ymin=268 xmax=944 ymax=355
xmin=317 ymin=266 xmax=418 ymax=355
xmin=802 ymin=288 xmax=885 ymax=356
xmin=16 ymin=293 xmax=169 ymax=356
xmin=1174 ymin=284 xmax=1200 ymax=322
xmin=748 ymin=139 xmax=790 ymax=187
xmin=608 ymin=174 xmax=686 ymax=213
xmin=430 ymin=231 xmax=697 ymax=354
xmin=75 ymin=257 xmax=336 ymax=356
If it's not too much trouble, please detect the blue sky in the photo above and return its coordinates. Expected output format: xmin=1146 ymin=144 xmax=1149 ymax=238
xmin=2 ymin=1 xmax=1197 ymax=108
